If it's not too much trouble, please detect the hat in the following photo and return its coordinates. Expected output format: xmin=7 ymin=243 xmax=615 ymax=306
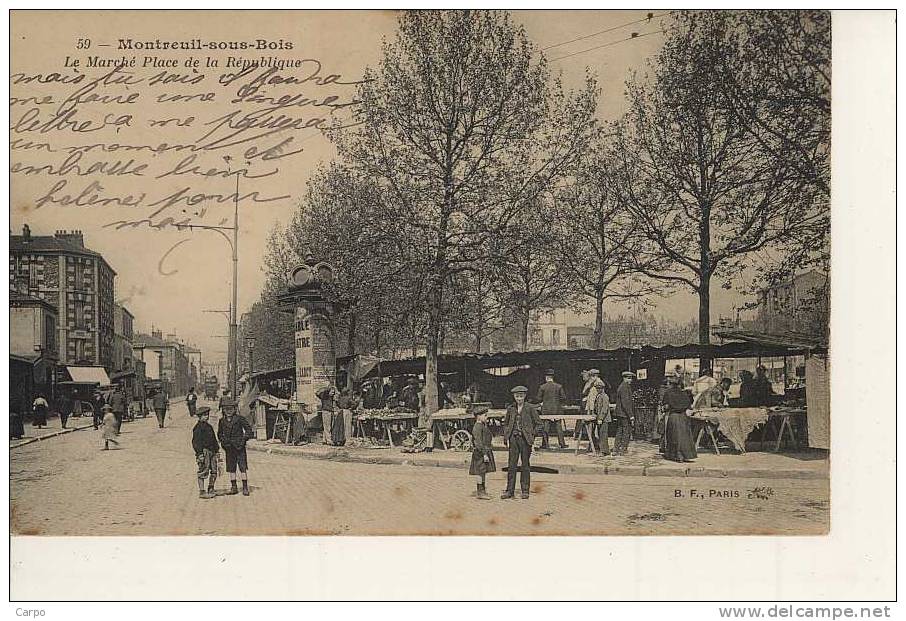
xmin=589 ymin=369 xmax=600 ymax=376
xmin=196 ymin=406 xmax=211 ymax=417
xmin=510 ymin=385 xmax=529 ymax=394
xmin=622 ymin=371 xmax=635 ymax=379
xmin=544 ymin=369 xmax=555 ymax=376
xmin=101 ymin=404 xmax=113 ymax=412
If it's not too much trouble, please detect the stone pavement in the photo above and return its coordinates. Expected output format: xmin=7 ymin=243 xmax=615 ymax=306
xmin=9 ymin=399 xmax=829 ymax=536
xmin=248 ymin=432 xmax=828 ymax=480
xmin=10 ymin=415 xmax=95 ymax=449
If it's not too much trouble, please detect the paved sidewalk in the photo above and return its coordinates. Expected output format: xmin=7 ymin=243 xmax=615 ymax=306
xmin=247 ymin=436 xmax=828 ymax=480
xmin=10 ymin=400 xmax=829 ymax=536
xmin=10 ymin=417 xmax=95 ymax=449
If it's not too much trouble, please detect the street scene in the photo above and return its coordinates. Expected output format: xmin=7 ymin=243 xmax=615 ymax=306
xmin=10 ymin=9 xmax=831 ymax=536
xmin=11 ymin=399 xmax=828 ymax=536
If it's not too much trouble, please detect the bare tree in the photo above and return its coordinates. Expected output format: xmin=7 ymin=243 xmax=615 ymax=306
xmin=494 ymin=203 xmax=577 ymax=351
xmin=551 ymin=135 xmax=665 ymax=349
xmin=613 ymin=12 xmax=828 ymax=345
xmin=330 ymin=10 xmax=597 ymax=411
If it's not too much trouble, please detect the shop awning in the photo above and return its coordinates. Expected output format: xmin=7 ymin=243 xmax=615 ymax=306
xmin=65 ymin=366 xmax=111 ymax=385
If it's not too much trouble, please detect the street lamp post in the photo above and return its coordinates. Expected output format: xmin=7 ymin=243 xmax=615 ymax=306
xmin=246 ymin=337 xmax=256 ymax=378
xmin=179 ymin=168 xmax=242 ymax=400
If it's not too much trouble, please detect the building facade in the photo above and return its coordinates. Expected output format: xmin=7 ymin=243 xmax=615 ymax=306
xmin=184 ymin=347 xmax=202 ymax=390
xmin=10 ymin=288 xmax=59 ymax=408
xmin=526 ymin=309 xmax=568 ymax=351
xmin=9 ymin=226 xmax=116 ymax=370
xmin=132 ymin=329 xmax=190 ymax=396
xmin=113 ymin=304 xmax=135 ymax=375
xmin=756 ymin=270 xmax=828 ymax=337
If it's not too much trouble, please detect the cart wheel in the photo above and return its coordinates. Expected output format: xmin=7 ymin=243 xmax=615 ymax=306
xmin=450 ymin=429 xmax=472 ymax=451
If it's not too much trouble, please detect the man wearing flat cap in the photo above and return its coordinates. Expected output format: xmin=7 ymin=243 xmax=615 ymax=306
xmin=613 ymin=371 xmax=636 ymax=455
xmin=501 ymin=385 xmax=543 ymax=499
xmin=535 ymin=369 xmax=568 ymax=450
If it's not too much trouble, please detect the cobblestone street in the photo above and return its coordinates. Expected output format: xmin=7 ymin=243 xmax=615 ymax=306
xmin=10 ymin=400 xmax=829 ymax=536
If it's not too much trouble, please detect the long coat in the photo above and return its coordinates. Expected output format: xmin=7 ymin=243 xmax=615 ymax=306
xmin=468 ymin=420 xmax=497 ymax=475
xmin=535 ymin=381 xmax=566 ymax=416
xmin=614 ymin=381 xmax=635 ymax=419
xmin=217 ymin=415 xmax=253 ymax=450
xmin=502 ymin=402 xmax=542 ymax=442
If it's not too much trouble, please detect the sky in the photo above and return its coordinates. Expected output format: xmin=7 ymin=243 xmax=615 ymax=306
xmin=9 ymin=10 xmax=750 ymax=363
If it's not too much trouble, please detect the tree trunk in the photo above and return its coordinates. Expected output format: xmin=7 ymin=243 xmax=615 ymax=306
xmin=698 ymin=272 xmax=711 ymax=345
xmin=520 ymin=309 xmax=530 ymax=352
xmin=593 ymin=290 xmax=605 ymax=349
xmin=346 ymin=311 xmax=357 ymax=358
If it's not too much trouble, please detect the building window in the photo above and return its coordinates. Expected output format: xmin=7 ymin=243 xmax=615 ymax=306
xmin=300 ymin=367 xmax=312 ymax=378
xmin=551 ymin=328 xmax=561 ymax=345
xmin=74 ymin=339 xmax=86 ymax=363
xmin=73 ymin=301 xmax=85 ymax=330
xmin=300 ymin=337 xmax=311 ymax=348
xmin=44 ymin=314 xmax=56 ymax=354
xmin=29 ymin=263 xmax=38 ymax=288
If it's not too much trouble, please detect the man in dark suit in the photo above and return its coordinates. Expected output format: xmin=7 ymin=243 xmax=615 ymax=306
xmin=613 ymin=371 xmax=636 ymax=455
xmin=501 ymin=385 xmax=543 ymax=500
xmin=535 ymin=369 xmax=568 ymax=450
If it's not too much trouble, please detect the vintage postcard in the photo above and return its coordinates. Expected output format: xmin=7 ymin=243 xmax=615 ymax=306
xmin=8 ymin=9 xmax=835 ymax=541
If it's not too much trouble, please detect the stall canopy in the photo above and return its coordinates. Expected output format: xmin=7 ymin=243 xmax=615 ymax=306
xmin=65 ymin=366 xmax=111 ymax=385
xmin=338 ymin=341 xmax=819 ymax=380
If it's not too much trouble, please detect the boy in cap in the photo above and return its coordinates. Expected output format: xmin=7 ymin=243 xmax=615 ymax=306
xmin=501 ymin=385 xmax=542 ymax=499
xmin=192 ymin=406 xmax=219 ymax=499
xmin=217 ymin=399 xmax=254 ymax=496
xmin=613 ymin=371 xmax=637 ymax=455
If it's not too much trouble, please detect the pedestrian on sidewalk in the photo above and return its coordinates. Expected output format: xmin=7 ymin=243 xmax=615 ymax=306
xmin=536 ymin=369 xmax=568 ymax=450
xmin=110 ymin=386 xmax=126 ymax=434
xmin=217 ymin=400 xmax=254 ymax=496
xmin=593 ymin=378 xmax=612 ymax=456
xmin=501 ymin=385 xmax=542 ymax=500
xmin=660 ymin=375 xmax=696 ymax=463
xmin=469 ymin=407 xmax=495 ymax=500
xmin=186 ymin=387 xmax=198 ymax=417
xmin=10 ymin=395 xmax=25 ymax=440
xmin=613 ymin=371 xmax=636 ymax=456
xmin=102 ymin=405 xmax=120 ymax=450
xmin=152 ymin=390 xmax=168 ymax=429
xmin=192 ymin=407 xmax=220 ymax=499
xmin=91 ymin=390 xmax=105 ymax=430
xmin=316 ymin=386 xmax=338 ymax=446
xmin=56 ymin=393 xmax=72 ymax=430
xmin=32 ymin=394 xmax=49 ymax=429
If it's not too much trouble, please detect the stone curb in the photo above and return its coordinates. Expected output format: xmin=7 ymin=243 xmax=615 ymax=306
xmin=10 ymin=421 xmax=95 ymax=449
xmin=247 ymin=442 xmax=826 ymax=480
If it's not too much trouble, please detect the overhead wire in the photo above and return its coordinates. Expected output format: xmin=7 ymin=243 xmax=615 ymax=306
xmin=540 ymin=11 xmax=670 ymax=52
xmin=549 ymin=30 xmax=664 ymax=63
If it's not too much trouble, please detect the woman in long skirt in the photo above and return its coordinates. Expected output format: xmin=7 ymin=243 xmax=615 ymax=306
xmin=468 ymin=409 xmax=496 ymax=499
xmin=31 ymin=395 xmax=49 ymax=428
xmin=660 ymin=377 xmax=697 ymax=463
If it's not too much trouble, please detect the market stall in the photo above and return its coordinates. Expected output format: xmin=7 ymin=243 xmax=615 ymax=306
xmin=354 ymin=409 xmax=420 ymax=448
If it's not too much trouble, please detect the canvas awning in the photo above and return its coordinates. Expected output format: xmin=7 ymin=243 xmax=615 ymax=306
xmin=65 ymin=366 xmax=111 ymax=385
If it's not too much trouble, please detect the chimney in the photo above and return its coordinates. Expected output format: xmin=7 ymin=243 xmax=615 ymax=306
xmin=22 ymin=224 xmax=31 ymax=241
xmin=55 ymin=229 xmax=84 ymax=248
xmin=151 ymin=328 xmax=163 ymax=340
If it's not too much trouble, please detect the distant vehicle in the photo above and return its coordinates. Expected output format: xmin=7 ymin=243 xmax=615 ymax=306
xmin=203 ymin=377 xmax=220 ymax=400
